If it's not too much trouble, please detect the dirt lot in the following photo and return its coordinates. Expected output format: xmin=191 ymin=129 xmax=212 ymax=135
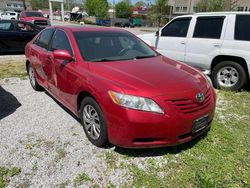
xmin=0 ymin=56 xmax=250 ymax=187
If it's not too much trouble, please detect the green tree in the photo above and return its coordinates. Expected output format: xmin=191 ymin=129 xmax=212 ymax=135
xmin=135 ymin=1 xmax=146 ymax=8
xmin=115 ymin=0 xmax=132 ymax=18
xmin=147 ymin=0 xmax=169 ymax=29
xmin=85 ymin=0 xmax=108 ymax=19
xmin=94 ymin=0 xmax=109 ymax=19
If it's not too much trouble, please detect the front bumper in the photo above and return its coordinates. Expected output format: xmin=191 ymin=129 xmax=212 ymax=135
xmin=104 ymin=88 xmax=216 ymax=148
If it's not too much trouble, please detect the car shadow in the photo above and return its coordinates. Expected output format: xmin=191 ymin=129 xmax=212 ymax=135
xmin=0 ymin=86 xmax=21 ymax=120
xmin=114 ymin=131 xmax=209 ymax=157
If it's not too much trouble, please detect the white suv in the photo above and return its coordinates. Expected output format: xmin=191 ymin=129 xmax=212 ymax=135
xmin=138 ymin=12 xmax=250 ymax=90
xmin=0 ymin=11 xmax=19 ymax=20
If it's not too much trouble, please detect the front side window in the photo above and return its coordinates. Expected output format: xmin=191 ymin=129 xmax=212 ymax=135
xmin=161 ymin=18 xmax=191 ymax=37
xmin=16 ymin=22 xmax=37 ymax=32
xmin=193 ymin=16 xmax=224 ymax=39
xmin=235 ymin=15 xmax=250 ymax=41
xmin=74 ymin=31 xmax=157 ymax=62
xmin=35 ymin=29 xmax=54 ymax=49
xmin=51 ymin=30 xmax=73 ymax=55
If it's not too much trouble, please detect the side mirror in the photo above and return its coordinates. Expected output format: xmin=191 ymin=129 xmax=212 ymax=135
xmin=53 ymin=50 xmax=73 ymax=61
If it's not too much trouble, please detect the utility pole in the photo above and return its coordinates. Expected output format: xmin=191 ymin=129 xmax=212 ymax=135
xmin=188 ymin=0 xmax=192 ymax=14
xmin=22 ymin=0 xmax=27 ymax=10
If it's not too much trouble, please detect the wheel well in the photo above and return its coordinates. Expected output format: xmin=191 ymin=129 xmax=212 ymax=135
xmin=77 ymin=91 xmax=96 ymax=111
xmin=26 ymin=60 xmax=30 ymax=72
xmin=211 ymin=55 xmax=249 ymax=76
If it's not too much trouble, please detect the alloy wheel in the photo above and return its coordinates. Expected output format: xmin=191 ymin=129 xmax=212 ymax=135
xmin=82 ymin=104 xmax=101 ymax=140
xmin=217 ymin=66 xmax=239 ymax=88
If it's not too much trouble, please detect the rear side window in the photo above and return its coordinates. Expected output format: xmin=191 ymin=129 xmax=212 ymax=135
xmin=51 ymin=30 xmax=73 ymax=55
xmin=235 ymin=15 xmax=250 ymax=41
xmin=193 ymin=16 xmax=225 ymax=39
xmin=161 ymin=18 xmax=191 ymax=37
xmin=35 ymin=29 xmax=54 ymax=49
xmin=0 ymin=22 xmax=13 ymax=31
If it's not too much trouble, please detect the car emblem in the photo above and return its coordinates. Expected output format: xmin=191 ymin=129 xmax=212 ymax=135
xmin=196 ymin=93 xmax=205 ymax=103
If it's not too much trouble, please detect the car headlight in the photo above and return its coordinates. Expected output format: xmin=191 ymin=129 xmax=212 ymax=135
xmin=108 ymin=91 xmax=164 ymax=114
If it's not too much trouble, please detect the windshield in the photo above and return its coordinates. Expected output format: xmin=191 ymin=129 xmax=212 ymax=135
xmin=73 ymin=31 xmax=157 ymax=62
xmin=25 ymin=12 xmax=44 ymax=17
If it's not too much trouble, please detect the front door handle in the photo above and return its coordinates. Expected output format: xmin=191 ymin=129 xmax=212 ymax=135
xmin=213 ymin=43 xmax=221 ymax=47
xmin=180 ymin=41 xmax=186 ymax=45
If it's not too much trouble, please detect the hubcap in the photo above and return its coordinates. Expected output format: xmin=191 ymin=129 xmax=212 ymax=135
xmin=82 ymin=105 xmax=101 ymax=140
xmin=29 ymin=66 xmax=36 ymax=87
xmin=217 ymin=66 xmax=239 ymax=88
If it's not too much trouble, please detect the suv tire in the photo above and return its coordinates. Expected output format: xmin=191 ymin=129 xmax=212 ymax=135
xmin=211 ymin=61 xmax=247 ymax=91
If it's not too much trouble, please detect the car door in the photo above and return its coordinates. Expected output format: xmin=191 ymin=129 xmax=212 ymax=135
xmin=156 ymin=17 xmax=191 ymax=62
xmin=30 ymin=28 xmax=55 ymax=88
xmin=0 ymin=21 xmax=20 ymax=53
xmin=14 ymin=21 xmax=40 ymax=51
xmin=184 ymin=16 xmax=226 ymax=70
xmin=47 ymin=29 xmax=76 ymax=110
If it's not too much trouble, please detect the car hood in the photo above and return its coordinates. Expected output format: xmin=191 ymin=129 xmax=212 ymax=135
xmin=89 ymin=55 xmax=209 ymax=98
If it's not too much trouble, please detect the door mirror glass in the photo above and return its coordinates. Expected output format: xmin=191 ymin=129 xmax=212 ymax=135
xmin=53 ymin=50 xmax=73 ymax=61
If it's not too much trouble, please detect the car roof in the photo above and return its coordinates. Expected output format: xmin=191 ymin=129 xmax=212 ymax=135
xmin=195 ymin=11 xmax=250 ymax=15
xmin=175 ymin=11 xmax=250 ymax=18
xmin=52 ymin=25 xmax=127 ymax=33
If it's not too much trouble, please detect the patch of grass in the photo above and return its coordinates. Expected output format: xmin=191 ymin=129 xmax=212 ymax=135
xmin=0 ymin=166 xmax=21 ymax=188
xmin=57 ymin=180 xmax=70 ymax=188
xmin=55 ymin=148 xmax=67 ymax=162
xmin=104 ymin=152 xmax=117 ymax=169
xmin=0 ymin=60 xmax=27 ymax=79
xmin=126 ymin=90 xmax=250 ymax=187
xmin=73 ymin=173 xmax=93 ymax=187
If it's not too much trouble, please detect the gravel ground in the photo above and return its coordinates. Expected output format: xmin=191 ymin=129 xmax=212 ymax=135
xmin=0 ymin=78 xmax=167 ymax=187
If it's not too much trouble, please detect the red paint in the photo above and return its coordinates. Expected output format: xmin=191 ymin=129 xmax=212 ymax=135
xmin=25 ymin=26 xmax=216 ymax=148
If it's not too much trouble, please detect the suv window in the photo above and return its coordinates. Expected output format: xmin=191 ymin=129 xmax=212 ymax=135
xmin=51 ymin=30 xmax=73 ymax=55
xmin=235 ymin=15 xmax=250 ymax=41
xmin=35 ymin=28 xmax=54 ymax=49
xmin=161 ymin=18 xmax=191 ymax=37
xmin=193 ymin=16 xmax=225 ymax=39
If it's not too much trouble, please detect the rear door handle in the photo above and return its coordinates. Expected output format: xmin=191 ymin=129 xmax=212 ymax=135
xmin=180 ymin=41 xmax=186 ymax=45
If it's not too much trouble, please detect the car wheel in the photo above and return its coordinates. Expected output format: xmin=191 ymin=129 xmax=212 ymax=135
xmin=80 ymin=97 xmax=109 ymax=147
xmin=28 ymin=64 xmax=43 ymax=91
xmin=211 ymin=61 xmax=247 ymax=90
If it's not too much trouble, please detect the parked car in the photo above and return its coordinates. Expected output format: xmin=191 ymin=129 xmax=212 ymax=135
xmin=114 ymin=22 xmax=134 ymax=28
xmin=25 ymin=26 xmax=216 ymax=148
xmin=138 ymin=12 xmax=250 ymax=91
xmin=0 ymin=11 xmax=19 ymax=20
xmin=19 ymin=11 xmax=50 ymax=29
xmin=0 ymin=20 xmax=41 ymax=54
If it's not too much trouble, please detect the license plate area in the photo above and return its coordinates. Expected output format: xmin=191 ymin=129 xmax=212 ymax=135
xmin=192 ymin=115 xmax=209 ymax=133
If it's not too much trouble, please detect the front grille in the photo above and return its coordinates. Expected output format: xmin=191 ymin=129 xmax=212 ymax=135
xmin=167 ymin=89 xmax=211 ymax=114
xmin=34 ymin=20 xmax=48 ymax=25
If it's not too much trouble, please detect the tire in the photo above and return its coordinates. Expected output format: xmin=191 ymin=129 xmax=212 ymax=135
xmin=80 ymin=97 xmax=109 ymax=147
xmin=211 ymin=61 xmax=247 ymax=91
xmin=28 ymin=64 xmax=43 ymax=91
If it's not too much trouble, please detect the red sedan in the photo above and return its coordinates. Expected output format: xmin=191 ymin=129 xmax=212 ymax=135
xmin=25 ymin=26 xmax=216 ymax=148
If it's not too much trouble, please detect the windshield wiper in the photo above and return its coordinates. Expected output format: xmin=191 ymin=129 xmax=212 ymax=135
xmin=133 ymin=55 xmax=156 ymax=59
xmin=91 ymin=58 xmax=117 ymax=62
